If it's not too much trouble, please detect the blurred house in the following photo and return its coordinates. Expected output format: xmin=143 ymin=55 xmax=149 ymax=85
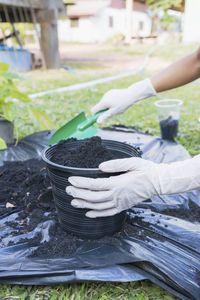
xmin=183 ymin=0 xmax=200 ymax=43
xmin=58 ymin=0 xmax=151 ymax=43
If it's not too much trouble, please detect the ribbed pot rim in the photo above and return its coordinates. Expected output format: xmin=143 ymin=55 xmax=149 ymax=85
xmin=42 ymin=139 xmax=138 ymax=173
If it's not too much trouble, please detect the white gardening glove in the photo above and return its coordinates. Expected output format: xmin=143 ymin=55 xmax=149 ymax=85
xmin=66 ymin=155 xmax=200 ymax=218
xmin=92 ymin=78 xmax=157 ymax=123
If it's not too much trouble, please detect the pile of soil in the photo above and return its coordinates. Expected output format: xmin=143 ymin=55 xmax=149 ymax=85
xmin=51 ymin=136 xmax=128 ymax=168
xmin=29 ymin=225 xmax=78 ymax=258
xmin=0 ymin=159 xmax=52 ymax=216
xmin=0 ymin=158 xmax=78 ymax=257
xmin=159 ymin=116 xmax=178 ymax=141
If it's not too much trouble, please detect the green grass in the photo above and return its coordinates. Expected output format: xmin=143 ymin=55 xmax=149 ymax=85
xmin=0 ymin=281 xmax=179 ymax=300
xmin=2 ymin=42 xmax=199 ymax=299
xmin=63 ymin=61 xmax=107 ymax=71
xmin=152 ymin=43 xmax=199 ymax=63
xmin=15 ymin=71 xmax=200 ymax=156
xmin=17 ymin=68 xmax=111 ymax=95
xmin=100 ymin=42 xmax=199 ymax=62
xmin=101 ymin=43 xmax=152 ymax=56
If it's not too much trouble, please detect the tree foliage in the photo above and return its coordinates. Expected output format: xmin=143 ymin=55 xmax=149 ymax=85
xmin=146 ymin=0 xmax=183 ymax=34
xmin=0 ymin=63 xmax=55 ymax=149
xmin=146 ymin=0 xmax=182 ymax=13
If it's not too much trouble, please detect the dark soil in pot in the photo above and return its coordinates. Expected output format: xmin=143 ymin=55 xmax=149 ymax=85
xmin=42 ymin=136 xmax=142 ymax=239
xmin=51 ymin=136 xmax=115 ymax=168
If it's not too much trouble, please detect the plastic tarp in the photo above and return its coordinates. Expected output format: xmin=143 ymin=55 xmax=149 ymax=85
xmin=0 ymin=126 xmax=199 ymax=300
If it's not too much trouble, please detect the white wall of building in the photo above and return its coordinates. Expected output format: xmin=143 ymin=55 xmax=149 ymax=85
xmin=58 ymin=17 xmax=98 ymax=43
xmin=183 ymin=0 xmax=200 ymax=43
xmin=106 ymin=7 xmax=152 ymax=37
xmin=58 ymin=7 xmax=152 ymax=43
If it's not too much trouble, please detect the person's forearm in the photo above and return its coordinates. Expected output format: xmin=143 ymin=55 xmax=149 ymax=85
xmin=151 ymin=48 xmax=200 ymax=93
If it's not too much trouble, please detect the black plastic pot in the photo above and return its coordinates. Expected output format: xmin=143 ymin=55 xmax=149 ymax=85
xmin=0 ymin=118 xmax=14 ymax=144
xmin=42 ymin=139 xmax=142 ymax=239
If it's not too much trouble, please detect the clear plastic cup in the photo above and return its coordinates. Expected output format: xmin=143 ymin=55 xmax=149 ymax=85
xmin=154 ymin=99 xmax=183 ymax=141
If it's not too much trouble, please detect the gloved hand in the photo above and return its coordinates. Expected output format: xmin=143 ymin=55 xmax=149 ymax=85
xmin=92 ymin=78 xmax=157 ymax=123
xmin=66 ymin=155 xmax=200 ymax=218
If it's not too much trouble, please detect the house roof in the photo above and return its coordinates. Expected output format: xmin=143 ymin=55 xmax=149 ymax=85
xmin=67 ymin=0 xmax=148 ymax=18
xmin=67 ymin=0 xmax=110 ymax=17
xmin=110 ymin=0 xmax=148 ymax=13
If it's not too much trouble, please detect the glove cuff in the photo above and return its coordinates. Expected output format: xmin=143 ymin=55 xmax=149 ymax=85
xmin=155 ymin=155 xmax=200 ymax=195
xmin=127 ymin=78 xmax=157 ymax=103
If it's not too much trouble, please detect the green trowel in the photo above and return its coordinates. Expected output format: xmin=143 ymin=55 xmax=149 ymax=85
xmin=48 ymin=109 xmax=107 ymax=146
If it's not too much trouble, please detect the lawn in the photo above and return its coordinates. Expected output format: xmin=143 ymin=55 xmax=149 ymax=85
xmin=1 ymin=42 xmax=199 ymax=299
xmin=0 ymin=281 xmax=179 ymax=300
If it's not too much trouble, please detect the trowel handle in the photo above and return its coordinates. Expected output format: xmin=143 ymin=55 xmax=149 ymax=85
xmin=79 ymin=109 xmax=108 ymax=131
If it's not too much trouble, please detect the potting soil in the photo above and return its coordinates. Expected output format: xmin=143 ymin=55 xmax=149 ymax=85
xmin=51 ymin=136 xmax=133 ymax=168
xmin=0 ymin=128 xmax=199 ymax=300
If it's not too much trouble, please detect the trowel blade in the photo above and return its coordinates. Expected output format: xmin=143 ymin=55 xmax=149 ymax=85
xmin=48 ymin=112 xmax=97 ymax=145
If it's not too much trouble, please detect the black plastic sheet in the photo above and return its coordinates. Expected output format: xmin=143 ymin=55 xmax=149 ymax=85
xmin=0 ymin=126 xmax=199 ymax=300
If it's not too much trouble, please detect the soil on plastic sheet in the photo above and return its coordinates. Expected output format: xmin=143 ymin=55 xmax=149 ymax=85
xmin=51 ymin=136 xmax=133 ymax=168
xmin=133 ymin=202 xmax=200 ymax=224
xmin=0 ymin=136 xmax=199 ymax=258
xmin=0 ymin=158 xmax=78 ymax=257
xmin=161 ymin=201 xmax=200 ymax=223
xmin=0 ymin=159 xmax=54 ymax=231
xmin=0 ymin=159 xmax=52 ymax=215
xmin=29 ymin=224 xmax=78 ymax=258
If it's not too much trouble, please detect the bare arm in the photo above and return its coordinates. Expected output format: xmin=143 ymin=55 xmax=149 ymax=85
xmin=91 ymin=47 xmax=200 ymax=123
xmin=151 ymin=47 xmax=200 ymax=93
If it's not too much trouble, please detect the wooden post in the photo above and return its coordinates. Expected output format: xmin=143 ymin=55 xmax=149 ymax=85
xmin=11 ymin=23 xmax=23 ymax=47
xmin=125 ymin=0 xmax=133 ymax=44
xmin=40 ymin=20 xmax=60 ymax=69
xmin=37 ymin=0 xmax=62 ymax=69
